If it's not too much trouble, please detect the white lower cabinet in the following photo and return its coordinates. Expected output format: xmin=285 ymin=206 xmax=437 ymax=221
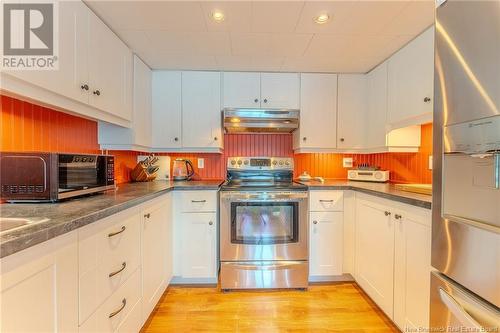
xmin=141 ymin=194 xmax=172 ymax=323
xmin=0 ymin=232 xmax=79 ymax=333
xmin=173 ymin=190 xmax=218 ymax=283
xmin=354 ymin=193 xmax=431 ymax=330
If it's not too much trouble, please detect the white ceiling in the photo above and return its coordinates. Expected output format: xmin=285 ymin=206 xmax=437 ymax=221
xmin=85 ymin=1 xmax=435 ymax=73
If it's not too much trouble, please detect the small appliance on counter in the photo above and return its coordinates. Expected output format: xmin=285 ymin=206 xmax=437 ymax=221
xmin=172 ymin=158 xmax=195 ymax=181
xmin=0 ymin=152 xmax=115 ymax=202
xmin=347 ymin=164 xmax=389 ymax=183
xmin=131 ymin=155 xmax=160 ymax=182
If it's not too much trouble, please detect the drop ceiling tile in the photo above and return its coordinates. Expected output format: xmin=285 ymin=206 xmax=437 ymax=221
xmin=251 ymin=1 xmax=305 ymax=33
xmin=230 ymin=33 xmax=312 ymax=57
xmin=215 ymin=55 xmax=285 ymax=71
xmin=85 ymin=1 xmax=206 ymax=31
xmin=141 ymin=53 xmax=218 ymax=70
xmin=145 ymin=31 xmax=231 ymax=56
xmin=304 ymin=34 xmax=354 ymax=57
xmin=381 ymin=0 xmax=434 ymax=36
xmin=201 ymin=1 xmax=252 ymax=32
xmin=115 ymin=30 xmax=152 ymax=54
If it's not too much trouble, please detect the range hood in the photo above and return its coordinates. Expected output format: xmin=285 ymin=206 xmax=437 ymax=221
xmin=223 ymin=108 xmax=299 ymax=133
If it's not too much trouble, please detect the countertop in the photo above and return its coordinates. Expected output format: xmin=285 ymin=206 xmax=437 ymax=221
xmin=297 ymin=179 xmax=432 ymax=209
xmin=0 ymin=180 xmax=224 ymax=258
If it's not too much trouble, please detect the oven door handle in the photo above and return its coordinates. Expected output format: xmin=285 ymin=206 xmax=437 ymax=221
xmin=222 ymin=193 xmax=309 ymax=201
xmin=227 ymin=261 xmax=305 ymax=271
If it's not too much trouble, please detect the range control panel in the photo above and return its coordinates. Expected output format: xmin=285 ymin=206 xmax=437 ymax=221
xmin=227 ymin=157 xmax=294 ymax=170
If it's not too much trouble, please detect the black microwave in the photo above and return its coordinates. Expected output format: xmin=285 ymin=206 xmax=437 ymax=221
xmin=0 ymin=152 xmax=115 ymax=202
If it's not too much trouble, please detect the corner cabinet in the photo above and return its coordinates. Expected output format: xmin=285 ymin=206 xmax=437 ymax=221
xmin=354 ymin=193 xmax=431 ymax=331
xmin=293 ymin=73 xmax=338 ymax=152
xmin=1 ymin=0 xmax=133 ymax=127
xmin=98 ymin=55 xmax=152 ymax=151
xmin=0 ymin=232 xmax=79 ymax=333
xmin=387 ymin=26 xmax=434 ymax=129
xmin=222 ymin=72 xmax=299 ymax=109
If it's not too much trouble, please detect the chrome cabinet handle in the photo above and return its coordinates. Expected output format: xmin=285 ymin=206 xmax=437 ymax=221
xmin=93 ymin=90 xmax=101 ymax=96
xmin=394 ymin=214 xmax=402 ymax=220
xmin=108 ymin=226 xmax=126 ymax=238
xmin=263 ymin=98 xmax=268 ymax=103
xmin=319 ymin=200 xmax=334 ymax=203
xmin=174 ymin=137 xmax=179 ymax=142
xmin=208 ymin=221 xmax=213 ymax=225
xmin=80 ymin=84 xmax=89 ymax=91
xmin=191 ymin=200 xmax=207 ymax=203
xmin=302 ymin=137 xmax=307 ymax=141
xmin=313 ymin=220 xmax=318 ymax=225
xmin=108 ymin=298 xmax=126 ymax=318
xmin=340 ymin=138 xmax=345 ymax=142
xmin=384 ymin=211 xmax=391 ymax=216
xmin=254 ymin=98 xmax=259 ymax=103
xmin=214 ymin=137 xmax=218 ymax=141
xmin=144 ymin=213 xmax=151 ymax=219
xmin=108 ymin=262 xmax=126 ymax=278
xmin=424 ymin=97 xmax=431 ymax=103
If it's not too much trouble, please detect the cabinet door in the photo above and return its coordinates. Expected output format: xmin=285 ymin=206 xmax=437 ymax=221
xmin=388 ymin=27 xmax=434 ymax=127
xmin=355 ymin=198 xmax=395 ymax=318
xmin=180 ymin=213 xmax=217 ymax=279
xmin=0 ymin=232 xmax=78 ymax=333
xmin=142 ymin=199 xmax=169 ymax=320
xmin=152 ymin=71 xmax=182 ymax=148
xmin=295 ymin=74 xmax=337 ymax=150
xmin=182 ymin=71 xmax=221 ymax=149
xmin=260 ymin=73 xmax=300 ymax=109
xmin=5 ymin=0 xmax=89 ymax=104
xmin=309 ymin=212 xmax=343 ymax=277
xmin=222 ymin=72 xmax=261 ymax=108
xmin=88 ymin=10 xmax=132 ymax=121
xmin=337 ymin=74 xmax=368 ymax=149
xmin=133 ymin=56 xmax=152 ymax=148
xmin=367 ymin=62 xmax=388 ymax=149
xmin=394 ymin=209 xmax=432 ymax=331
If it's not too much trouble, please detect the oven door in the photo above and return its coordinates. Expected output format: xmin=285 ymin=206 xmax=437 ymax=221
xmin=220 ymin=191 xmax=309 ymax=261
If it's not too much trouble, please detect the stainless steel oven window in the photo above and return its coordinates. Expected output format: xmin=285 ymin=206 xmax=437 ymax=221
xmin=230 ymin=202 xmax=299 ymax=245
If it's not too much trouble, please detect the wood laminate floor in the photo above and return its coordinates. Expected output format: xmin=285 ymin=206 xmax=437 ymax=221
xmin=141 ymin=282 xmax=400 ymax=333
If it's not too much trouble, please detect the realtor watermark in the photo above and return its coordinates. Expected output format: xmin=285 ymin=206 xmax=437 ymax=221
xmin=405 ymin=327 xmax=499 ymax=332
xmin=1 ymin=0 xmax=58 ymax=70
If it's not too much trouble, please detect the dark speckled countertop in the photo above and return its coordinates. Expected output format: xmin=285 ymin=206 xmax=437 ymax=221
xmin=0 ymin=180 xmax=223 ymax=258
xmin=297 ymin=179 xmax=432 ymax=209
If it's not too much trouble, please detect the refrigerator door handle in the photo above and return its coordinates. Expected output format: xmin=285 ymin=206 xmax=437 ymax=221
xmin=439 ymin=288 xmax=482 ymax=329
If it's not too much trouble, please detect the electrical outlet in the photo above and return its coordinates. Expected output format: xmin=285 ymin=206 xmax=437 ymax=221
xmin=428 ymin=155 xmax=433 ymax=170
xmin=198 ymin=158 xmax=205 ymax=169
xmin=343 ymin=157 xmax=353 ymax=168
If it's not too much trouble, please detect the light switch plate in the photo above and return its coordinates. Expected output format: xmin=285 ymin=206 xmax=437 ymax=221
xmin=343 ymin=157 xmax=353 ymax=168
xmin=198 ymin=158 xmax=205 ymax=169
xmin=428 ymin=155 xmax=433 ymax=170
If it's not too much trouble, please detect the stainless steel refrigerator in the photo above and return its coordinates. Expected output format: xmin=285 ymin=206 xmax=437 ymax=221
xmin=431 ymin=0 xmax=500 ymax=330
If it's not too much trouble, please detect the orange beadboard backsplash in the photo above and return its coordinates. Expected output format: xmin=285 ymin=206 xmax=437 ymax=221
xmin=1 ymin=95 xmax=432 ymax=184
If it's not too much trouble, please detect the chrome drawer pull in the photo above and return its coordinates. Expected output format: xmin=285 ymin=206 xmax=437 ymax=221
xmin=108 ymin=226 xmax=126 ymax=238
xmin=108 ymin=298 xmax=126 ymax=319
xmin=191 ymin=200 xmax=207 ymax=203
xmin=319 ymin=200 xmax=334 ymax=202
xmin=108 ymin=262 xmax=126 ymax=278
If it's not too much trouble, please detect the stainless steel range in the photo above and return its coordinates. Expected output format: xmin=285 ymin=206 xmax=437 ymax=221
xmin=219 ymin=157 xmax=309 ymax=290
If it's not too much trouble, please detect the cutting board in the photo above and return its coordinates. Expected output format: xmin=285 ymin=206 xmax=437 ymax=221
xmin=394 ymin=183 xmax=432 ymax=195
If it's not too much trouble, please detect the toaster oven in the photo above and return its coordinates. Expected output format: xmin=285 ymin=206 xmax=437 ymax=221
xmin=0 ymin=152 xmax=115 ymax=202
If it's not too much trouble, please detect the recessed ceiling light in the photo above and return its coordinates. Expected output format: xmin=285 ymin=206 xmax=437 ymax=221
xmin=212 ymin=10 xmax=225 ymax=22
xmin=314 ymin=13 xmax=330 ymax=25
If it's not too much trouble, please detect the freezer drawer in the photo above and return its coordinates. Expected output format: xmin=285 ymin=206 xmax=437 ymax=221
xmin=220 ymin=261 xmax=308 ymax=290
xmin=430 ymin=271 xmax=500 ymax=331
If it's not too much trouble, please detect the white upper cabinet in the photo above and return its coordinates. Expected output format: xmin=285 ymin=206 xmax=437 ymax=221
xmin=366 ymin=62 xmax=389 ymax=149
xmin=222 ymin=72 xmax=299 ymax=109
xmin=388 ymin=27 xmax=434 ymax=129
xmin=337 ymin=74 xmax=368 ymax=150
xmin=294 ymin=74 xmax=338 ymax=152
xmin=87 ymin=10 xmax=132 ymax=122
xmin=98 ymin=55 xmax=152 ymax=150
xmin=181 ymin=71 xmax=222 ymax=150
xmin=222 ymin=72 xmax=261 ymax=108
xmin=260 ymin=73 xmax=300 ymax=109
xmin=152 ymin=71 xmax=182 ymax=149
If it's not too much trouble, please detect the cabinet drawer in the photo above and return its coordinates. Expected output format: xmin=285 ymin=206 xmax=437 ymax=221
xmin=309 ymin=191 xmax=344 ymax=211
xmin=178 ymin=191 xmax=217 ymax=212
xmin=78 ymin=211 xmax=141 ymax=324
xmin=79 ymin=268 xmax=141 ymax=333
